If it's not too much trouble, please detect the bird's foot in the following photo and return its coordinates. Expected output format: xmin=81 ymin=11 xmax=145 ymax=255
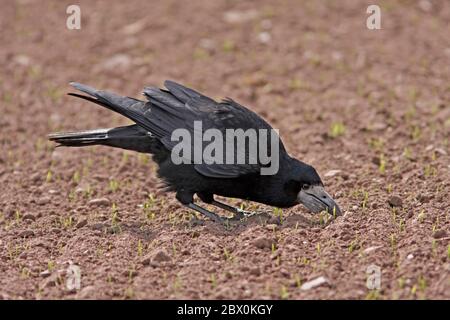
xmin=231 ymin=209 xmax=257 ymax=220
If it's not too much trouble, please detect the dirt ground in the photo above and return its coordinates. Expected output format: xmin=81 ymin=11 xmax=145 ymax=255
xmin=0 ymin=0 xmax=449 ymax=300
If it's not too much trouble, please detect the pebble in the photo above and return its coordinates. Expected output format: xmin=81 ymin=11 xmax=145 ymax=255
xmin=88 ymin=198 xmax=111 ymax=207
xmin=22 ymin=213 xmax=36 ymax=221
xmin=40 ymin=270 xmax=51 ymax=278
xmin=300 ymin=276 xmax=329 ymax=291
xmin=100 ymin=54 xmax=131 ymax=71
xmin=36 ymin=196 xmax=51 ymax=205
xmin=363 ymin=245 xmax=383 ymax=254
xmin=223 ymin=10 xmax=258 ymax=24
xmin=324 ymin=170 xmax=341 ymax=177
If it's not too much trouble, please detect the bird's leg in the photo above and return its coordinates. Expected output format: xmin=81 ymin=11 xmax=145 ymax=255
xmin=185 ymin=203 xmax=224 ymax=223
xmin=210 ymin=200 xmax=255 ymax=220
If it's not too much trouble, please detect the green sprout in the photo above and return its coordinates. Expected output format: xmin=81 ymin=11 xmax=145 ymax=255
xmin=137 ymin=240 xmax=143 ymax=256
xmin=109 ymin=179 xmax=120 ymax=192
xmin=378 ymin=154 xmax=386 ymax=174
xmin=329 ymin=122 xmax=346 ymax=138
xmin=280 ymin=285 xmax=289 ymax=300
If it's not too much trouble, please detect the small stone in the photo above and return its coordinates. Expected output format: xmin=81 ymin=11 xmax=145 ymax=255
xmin=22 ymin=214 xmax=36 ymax=221
xmin=121 ymin=19 xmax=147 ymax=35
xmin=100 ymin=54 xmax=131 ymax=71
xmin=300 ymin=276 xmax=328 ymax=291
xmin=19 ymin=230 xmax=34 ymax=238
xmin=36 ymin=196 xmax=50 ymax=205
xmin=258 ymin=32 xmax=271 ymax=44
xmin=266 ymin=224 xmax=278 ymax=231
xmin=223 ymin=10 xmax=258 ymax=24
xmin=407 ymin=253 xmax=414 ymax=260
xmin=252 ymin=237 xmax=274 ymax=250
xmin=40 ymin=270 xmax=51 ymax=278
xmin=75 ymin=219 xmax=88 ymax=229
xmin=88 ymin=198 xmax=111 ymax=207
xmin=324 ymin=170 xmax=341 ymax=177
xmin=363 ymin=245 xmax=383 ymax=254
xmin=433 ymin=229 xmax=447 ymax=239
xmin=13 ymin=54 xmax=31 ymax=66
xmin=388 ymin=195 xmax=403 ymax=207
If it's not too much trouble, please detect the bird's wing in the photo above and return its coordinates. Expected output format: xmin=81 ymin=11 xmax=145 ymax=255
xmin=143 ymin=81 xmax=285 ymax=178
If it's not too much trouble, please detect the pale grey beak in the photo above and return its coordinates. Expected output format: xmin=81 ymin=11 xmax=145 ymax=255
xmin=298 ymin=185 xmax=342 ymax=216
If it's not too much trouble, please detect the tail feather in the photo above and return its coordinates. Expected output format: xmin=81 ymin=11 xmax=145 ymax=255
xmin=68 ymin=82 xmax=156 ymax=136
xmin=48 ymin=128 xmax=109 ymax=146
xmin=48 ymin=125 xmax=159 ymax=154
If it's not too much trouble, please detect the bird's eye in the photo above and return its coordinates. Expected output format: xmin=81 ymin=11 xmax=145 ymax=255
xmin=302 ymin=184 xmax=310 ymax=189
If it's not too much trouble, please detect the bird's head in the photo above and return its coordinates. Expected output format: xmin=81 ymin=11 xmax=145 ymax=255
xmin=287 ymin=159 xmax=342 ymax=216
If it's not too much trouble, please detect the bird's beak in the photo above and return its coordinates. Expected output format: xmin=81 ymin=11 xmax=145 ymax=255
xmin=297 ymin=185 xmax=342 ymax=216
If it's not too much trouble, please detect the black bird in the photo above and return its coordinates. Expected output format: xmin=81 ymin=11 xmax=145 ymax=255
xmin=49 ymin=81 xmax=341 ymax=222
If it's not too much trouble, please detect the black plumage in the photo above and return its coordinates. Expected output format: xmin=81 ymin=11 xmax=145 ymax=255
xmin=49 ymin=81 xmax=341 ymax=222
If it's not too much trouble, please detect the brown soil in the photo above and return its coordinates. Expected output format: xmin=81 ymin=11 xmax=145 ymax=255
xmin=0 ymin=0 xmax=449 ymax=300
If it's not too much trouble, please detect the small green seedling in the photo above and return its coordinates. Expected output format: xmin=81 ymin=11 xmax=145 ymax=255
xmin=73 ymin=171 xmax=81 ymax=184
xmin=280 ymin=285 xmax=289 ymax=300
xmin=109 ymin=179 xmax=120 ymax=192
xmin=46 ymin=170 xmax=53 ymax=182
xmin=209 ymin=274 xmax=217 ymax=289
xmin=137 ymin=240 xmax=143 ymax=256
xmin=329 ymin=122 xmax=346 ymax=138
xmin=378 ymin=154 xmax=386 ymax=174
xmin=273 ymin=207 xmax=283 ymax=224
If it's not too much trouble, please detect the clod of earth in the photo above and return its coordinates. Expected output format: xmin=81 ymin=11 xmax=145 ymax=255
xmin=141 ymin=249 xmax=172 ymax=266
xmin=388 ymin=195 xmax=403 ymax=208
xmin=75 ymin=219 xmax=88 ymax=229
xmin=252 ymin=236 xmax=275 ymax=249
xmin=18 ymin=230 xmax=35 ymax=238
xmin=433 ymin=229 xmax=447 ymax=239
